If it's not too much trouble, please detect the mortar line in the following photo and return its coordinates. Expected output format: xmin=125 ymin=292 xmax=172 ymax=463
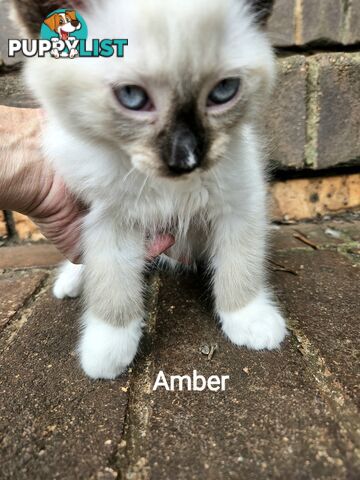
xmin=294 ymin=0 xmax=304 ymax=46
xmin=288 ymin=322 xmax=360 ymax=454
xmin=341 ymin=0 xmax=352 ymax=45
xmin=305 ymin=56 xmax=320 ymax=168
xmin=0 ymin=272 xmax=51 ymax=352
xmin=114 ymin=274 xmax=162 ymax=480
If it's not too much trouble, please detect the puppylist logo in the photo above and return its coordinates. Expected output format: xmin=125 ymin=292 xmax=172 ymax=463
xmin=8 ymin=9 xmax=128 ymax=59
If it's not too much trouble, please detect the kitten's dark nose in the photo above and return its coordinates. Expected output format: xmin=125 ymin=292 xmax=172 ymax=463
xmin=71 ymin=20 xmax=80 ymax=27
xmin=167 ymin=126 xmax=200 ymax=175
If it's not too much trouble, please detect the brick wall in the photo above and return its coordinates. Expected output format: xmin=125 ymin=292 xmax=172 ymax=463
xmin=0 ymin=0 xmax=359 ymax=235
xmin=1 ymin=0 xmax=359 ymax=171
xmin=266 ymin=0 xmax=360 ymax=171
xmin=269 ymin=0 xmax=360 ymax=47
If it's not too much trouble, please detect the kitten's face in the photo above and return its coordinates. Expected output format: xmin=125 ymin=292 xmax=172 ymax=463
xmin=22 ymin=0 xmax=275 ymax=179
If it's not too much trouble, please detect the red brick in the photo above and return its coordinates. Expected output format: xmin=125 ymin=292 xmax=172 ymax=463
xmin=267 ymin=0 xmax=296 ymax=47
xmin=268 ymin=0 xmax=360 ymax=47
xmin=314 ymin=53 xmax=360 ymax=169
xmin=346 ymin=1 xmax=360 ymax=44
xmin=267 ymin=55 xmax=307 ymax=169
xmin=301 ymin=0 xmax=343 ymax=45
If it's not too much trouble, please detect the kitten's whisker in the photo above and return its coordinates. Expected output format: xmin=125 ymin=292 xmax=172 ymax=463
xmin=135 ymin=175 xmax=149 ymax=206
xmin=219 ymin=153 xmax=236 ymax=165
xmin=121 ymin=166 xmax=136 ymax=185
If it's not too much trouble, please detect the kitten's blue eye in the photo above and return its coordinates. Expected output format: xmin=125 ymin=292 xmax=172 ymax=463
xmin=208 ymin=78 xmax=240 ymax=106
xmin=114 ymin=85 xmax=150 ymax=111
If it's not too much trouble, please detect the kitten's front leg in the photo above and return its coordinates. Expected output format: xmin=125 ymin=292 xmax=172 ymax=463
xmin=211 ymin=214 xmax=287 ymax=350
xmin=79 ymin=213 xmax=145 ymax=379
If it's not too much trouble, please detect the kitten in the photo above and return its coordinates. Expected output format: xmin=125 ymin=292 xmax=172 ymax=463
xmin=13 ymin=0 xmax=287 ymax=379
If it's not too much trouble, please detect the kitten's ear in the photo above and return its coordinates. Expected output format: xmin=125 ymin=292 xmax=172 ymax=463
xmin=247 ymin=0 xmax=274 ymax=25
xmin=10 ymin=0 xmax=84 ymax=37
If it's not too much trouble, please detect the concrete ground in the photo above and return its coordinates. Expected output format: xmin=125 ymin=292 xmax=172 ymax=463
xmin=0 ymin=216 xmax=359 ymax=479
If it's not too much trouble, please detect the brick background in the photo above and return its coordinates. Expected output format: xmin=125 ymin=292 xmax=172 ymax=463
xmin=269 ymin=0 xmax=360 ymax=46
xmin=0 ymin=0 xmax=359 ymax=231
xmin=267 ymin=53 xmax=360 ymax=170
xmin=266 ymin=55 xmax=307 ymax=169
xmin=1 ymin=0 xmax=359 ymax=172
xmin=315 ymin=53 xmax=360 ymax=169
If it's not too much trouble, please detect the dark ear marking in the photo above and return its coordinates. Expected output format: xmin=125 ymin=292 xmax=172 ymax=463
xmin=11 ymin=0 xmax=83 ymax=37
xmin=247 ymin=0 xmax=274 ymax=25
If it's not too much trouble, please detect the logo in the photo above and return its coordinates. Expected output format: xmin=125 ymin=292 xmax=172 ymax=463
xmin=8 ymin=9 xmax=128 ymax=59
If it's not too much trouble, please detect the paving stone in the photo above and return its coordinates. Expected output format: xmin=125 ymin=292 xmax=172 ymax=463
xmin=271 ymin=221 xmax=360 ymax=251
xmin=272 ymin=250 xmax=360 ymax=405
xmin=138 ymin=273 xmax=358 ymax=479
xmin=329 ymin=222 xmax=360 ymax=243
xmin=314 ymin=54 xmax=360 ymax=169
xmin=267 ymin=55 xmax=307 ymax=169
xmin=0 ymin=244 xmax=63 ymax=269
xmin=0 ymin=288 xmax=129 ymax=480
xmin=0 ymin=270 xmax=47 ymax=331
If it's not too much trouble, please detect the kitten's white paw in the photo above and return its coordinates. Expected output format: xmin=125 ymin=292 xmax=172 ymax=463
xmin=53 ymin=262 xmax=83 ymax=299
xmin=220 ymin=292 xmax=287 ymax=350
xmin=78 ymin=312 xmax=143 ymax=380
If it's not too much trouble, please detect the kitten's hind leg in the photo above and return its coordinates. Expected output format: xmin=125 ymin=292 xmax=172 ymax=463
xmin=53 ymin=261 xmax=84 ymax=299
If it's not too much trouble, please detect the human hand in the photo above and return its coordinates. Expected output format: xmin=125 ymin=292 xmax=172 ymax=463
xmin=0 ymin=106 xmax=175 ymax=262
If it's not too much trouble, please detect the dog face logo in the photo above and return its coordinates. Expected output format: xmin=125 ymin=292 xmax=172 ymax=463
xmin=44 ymin=11 xmax=82 ymax=42
xmin=41 ymin=9 xmax=87 ymax=59
xmin=9 ymin=9 xmax=128 ymax=59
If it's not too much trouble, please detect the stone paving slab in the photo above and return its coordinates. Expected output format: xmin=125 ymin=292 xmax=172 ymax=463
xmin=0 ymin=219 xmax=359 ymax=479
xmin=0 ymin=270 xmax=47 ymax=331
xmin=0 ymin=283 xmax=129 ymax=480
xmin=272 ymin=218 xmax=360 ymax=250
xmin=273 ymin=250 xmax=360 ymax=406
xmin=120 ymin=272 xmax=359 ymax=480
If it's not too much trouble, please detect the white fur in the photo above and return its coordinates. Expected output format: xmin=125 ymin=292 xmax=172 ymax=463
xmin=78 ymin=312 xmax=143 ymax=380
xmin=22 ymin=0 xmax=286 ymax=379
xmin=53 ymin=261 xmax=84 ymax=299
xmin=220 ymin=291 xmax=287 ymax=350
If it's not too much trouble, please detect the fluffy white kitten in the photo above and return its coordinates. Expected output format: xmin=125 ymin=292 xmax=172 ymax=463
xmin=14 ymin=0 xmax=287 ymax=379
